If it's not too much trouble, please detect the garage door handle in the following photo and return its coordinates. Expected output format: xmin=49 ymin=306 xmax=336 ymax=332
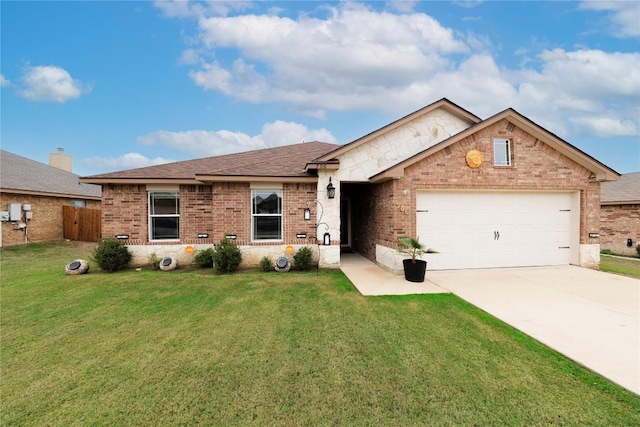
xmin=494 ymin=231 xmax=500 ymax=240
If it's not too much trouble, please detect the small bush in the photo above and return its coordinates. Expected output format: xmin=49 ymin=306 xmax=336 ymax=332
xmin=259 ymin=256 xmax=273 ymax=272
xmin=293 ymin=246 xmax=313 ymax=271
xmin=600 ymin=249 xmax=614 ymax=255
xmin=92 ymin=238 xmax=132 ymax=272
xmin=194 ymin=247 xmax=215 ymax=268
xmin=148 ymin=253 xmax=161 ymax=270
xmin=213 ymin=237 xmax=242 ymax=273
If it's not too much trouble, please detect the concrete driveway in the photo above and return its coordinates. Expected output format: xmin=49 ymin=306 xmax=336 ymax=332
xmin=426 ymin=266 xmax=639 ymax=395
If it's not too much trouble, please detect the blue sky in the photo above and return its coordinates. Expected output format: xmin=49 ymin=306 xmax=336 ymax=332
xmin=2 ymin=1 xmax=639 ymax=176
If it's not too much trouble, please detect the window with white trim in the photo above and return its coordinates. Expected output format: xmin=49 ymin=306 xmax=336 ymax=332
xmin=251 ymin=189 xmax=282 ymax=241
xmin=149 ymin=192 xmax=179 ymax=240
xmin=493 ymin=138 xmax=511 ymax=166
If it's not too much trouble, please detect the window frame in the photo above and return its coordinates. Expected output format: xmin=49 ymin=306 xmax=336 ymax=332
xmin=251 ymin=188 xmax=283 ymax=242
xmin=148 ymin=191 xmax=180 ymax=242
xmin=493 ymin=138 xmax=512 ymax=166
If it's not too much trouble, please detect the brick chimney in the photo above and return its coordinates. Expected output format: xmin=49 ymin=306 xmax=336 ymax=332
xmin=49 ymin=147 xmax=73 ymax=172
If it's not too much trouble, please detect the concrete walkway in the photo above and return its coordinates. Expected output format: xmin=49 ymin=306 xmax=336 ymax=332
xmin=340 ymin=253 xmax=640 ymax=395
xmin=340 ymin=252 xmax=448 ymax=295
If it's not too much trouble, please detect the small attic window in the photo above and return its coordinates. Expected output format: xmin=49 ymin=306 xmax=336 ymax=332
xmin=71 ymin=200 xmax=86 ymax=208
xmin=493 ymin=138 xmax=511 ymax=166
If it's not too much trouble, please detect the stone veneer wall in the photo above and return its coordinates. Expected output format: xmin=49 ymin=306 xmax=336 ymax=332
xmin=600 ymin=204 xmax=640 ymax=256
xmin=0 ymin=193 xmax=100 ymax=246
xmin=355 ymin=118 xmax=601 ymax=269
xmin=100 ymin=182 xmax=327 ymax=267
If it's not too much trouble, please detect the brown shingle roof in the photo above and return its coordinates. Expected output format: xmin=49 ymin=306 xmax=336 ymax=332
xmin=601 ymin=172 xmax=640 ymax=204
xmin=1 ymin=150 xmax=101 ymax=199
xmin=82 ymin=141 xmax=339 ymax=182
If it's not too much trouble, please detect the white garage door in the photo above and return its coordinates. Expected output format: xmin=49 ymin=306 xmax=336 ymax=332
xmin=416 ymin=191 xmax=575 ymax=270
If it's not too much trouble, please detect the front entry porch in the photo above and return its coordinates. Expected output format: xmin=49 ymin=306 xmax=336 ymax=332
xmin=340 ymin=251 xmax=447 ymax=295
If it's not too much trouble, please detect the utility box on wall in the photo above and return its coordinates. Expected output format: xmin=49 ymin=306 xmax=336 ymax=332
xmin=8 ymin=204 xmax=21 ymax=221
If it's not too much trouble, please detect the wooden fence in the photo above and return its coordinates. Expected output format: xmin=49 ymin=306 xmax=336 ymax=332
xmin=63 ymin=206 xmax=101 ymax=242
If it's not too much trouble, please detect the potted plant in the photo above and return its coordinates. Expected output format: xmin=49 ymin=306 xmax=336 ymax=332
xmin=397 ymin=236 xmax=436 ymax=282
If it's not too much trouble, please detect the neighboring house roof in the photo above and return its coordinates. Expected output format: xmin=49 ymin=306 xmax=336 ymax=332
xmin=601 ymin=172 xmax=640 ymax=205
xmin=81 ymin=141 xmax=339 ymax=184
xmin=0 ymin=150 xmax=101 ymax=199
xmin=307 ymin=98 xmax=481 ymax=169
xmin=370 ymin=108 xmax=620 ymax=183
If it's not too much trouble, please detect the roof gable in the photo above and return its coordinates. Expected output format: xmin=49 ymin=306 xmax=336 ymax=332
xmin=307 ymin=98 xmax=480 ymax=169
xmin=371 ymin=108 xmax=620 ymax=183
xmin=0 ymin=150 xmax=101 ymax=199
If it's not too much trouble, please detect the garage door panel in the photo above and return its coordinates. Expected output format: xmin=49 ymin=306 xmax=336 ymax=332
xmin=416 ymin=191 xmax=573 ymax=270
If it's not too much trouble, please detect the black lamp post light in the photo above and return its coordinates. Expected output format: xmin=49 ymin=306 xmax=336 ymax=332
xmin=326 ymin=177 xmax=335 ymax=199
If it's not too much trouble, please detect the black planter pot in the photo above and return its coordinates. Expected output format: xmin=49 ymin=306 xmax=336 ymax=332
xmin=403 ymin=259 xmax=427 ymax=283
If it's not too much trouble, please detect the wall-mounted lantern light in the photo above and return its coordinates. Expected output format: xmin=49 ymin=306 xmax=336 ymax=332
xmin=116 ymin=234 xmax=129 ymax=240
xmin=326 ymin=177 xmax=335 ymax=199
xmin=197 ymin=233 xmax=209 ymax=238
xmin=323 ymin=232 xmax=331 ymax=246
xmin=304 ymin=207 xmax=311 ymax=221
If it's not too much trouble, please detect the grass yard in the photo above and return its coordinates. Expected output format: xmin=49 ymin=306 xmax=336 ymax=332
xmin=2 ymin=242 xmax=639 ymax=426
xmin=600 ymin=254 xmax=640 ymax=279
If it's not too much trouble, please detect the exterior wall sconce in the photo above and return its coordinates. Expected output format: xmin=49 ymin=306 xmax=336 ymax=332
xmin=116 ymin=234 xmax=129 ymax=240
xmin=197 ymin=233 xmax=209 ymax=238
xmin=323 ymin=232 xmax=331 ymax=245
xmin=304 ymin=207 xmax=311 ymax=221
xmin=326 ymin=177 xmax=335 ymax=199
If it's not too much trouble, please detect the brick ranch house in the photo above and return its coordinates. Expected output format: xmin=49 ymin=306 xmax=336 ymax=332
xmin=1 ymin=149 xmax=101 ymax=247
xmin=81 ymin=98 xmax=619 ymax=271
xmin=600 ymin=172 xmax=640 ymax=257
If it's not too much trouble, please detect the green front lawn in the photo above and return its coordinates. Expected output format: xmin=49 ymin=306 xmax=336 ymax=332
xmin=2 ymin=242 xmax=639 ymax=426
xmin=600 ymin=254 xmax=640 ymax=278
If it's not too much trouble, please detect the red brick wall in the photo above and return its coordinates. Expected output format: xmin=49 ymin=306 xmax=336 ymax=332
xmin=0 ymin=193 xmax=100 ymax=246
xmin=101 ymin=184 xmax=147 ymax=241
xmin=600 ymin=204 xmax=640 ymax=256
xmin=101 ymin=182 xmax=318 ymax=246
xmin=350 ymin=181 xmax=401 ymax=257
xmin=353 ymin=119 xmax=599 ymax=262
xmin=283 ymin=183 xmax=318 ymax=244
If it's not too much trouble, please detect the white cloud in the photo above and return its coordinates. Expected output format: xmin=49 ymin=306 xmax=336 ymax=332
xmin=386 ymin=1 xmax=419 ymax=13
xmin=570 ymin=116 xmax=638 ymax=138
xmin=80 ymin=153 xmax=174 ymax=171
xmin=186 ymin=3 xmax=467 ymax=114
xmin=154 ymin=0 xmax=252 ymax=18
xmin=136 ymin=120 xmax=337 ymax=157
xmin=0 ymin=74 xmax=10 ymax=87
xmin=511 ymin=49 xmax=640 ymax=136
xmin=580 ymin=1 xmax=640 ymax=38
xmin=161 ymin=2 xmax=639 ymax=140
xmin=18 ymin=65 xmax=92 ymax=103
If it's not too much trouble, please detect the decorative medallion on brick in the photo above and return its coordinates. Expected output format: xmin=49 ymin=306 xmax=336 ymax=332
xmin=465 ymin=149 xmax=484 ymax=168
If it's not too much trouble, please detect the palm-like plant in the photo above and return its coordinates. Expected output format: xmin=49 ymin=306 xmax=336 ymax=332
xmin=397 ymin=236 xmax=437 ymax=263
